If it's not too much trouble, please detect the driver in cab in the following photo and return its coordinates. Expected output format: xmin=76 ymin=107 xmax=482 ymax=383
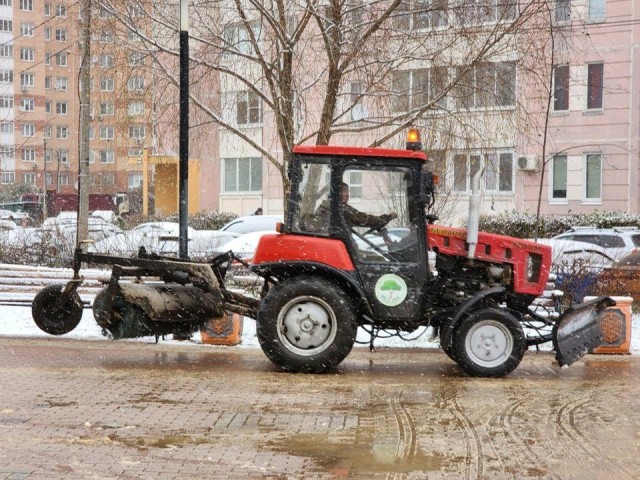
xmin=336 ymin=182 xmax=396 ymax=230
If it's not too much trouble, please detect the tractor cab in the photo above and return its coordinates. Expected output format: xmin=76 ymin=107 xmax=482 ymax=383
xmin=260 ymin=138 xmax=436 ymax=326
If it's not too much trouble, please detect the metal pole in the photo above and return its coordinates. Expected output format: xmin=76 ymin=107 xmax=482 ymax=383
xmin=42 ymin=139 xmax=47 ymax=219
xmin=77 ymin=0 xmax=91 ymax=254
xmin=178 ymin=0 xmax=189 ymax=259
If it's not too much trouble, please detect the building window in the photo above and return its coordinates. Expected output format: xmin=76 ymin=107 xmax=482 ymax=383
xmin=128 ymin=125 xmax=145 ymax=139
xmin=23 ymin=173 xmax=36 ymax=185
xmin=127 ymin=101 xmax=144 ymax=116
xmin=100 ymin=77 xmax=114 ymax=91
xmin=56 ymin=77 xmax=69 ymax=92
xmin=552 ymin=154 xmax=567 ymax=200
xmin=0 ymin=95 xmax=13 ymax=108
xmin=555 ymin=0 xmax=570 ymax=22
xmin=585 ymin=153 xmax=602 ymax=200
xmin=236 ymin=91 xmax=262 ymax=125
xmin=0 ymin=69 xmax=13 ymax=83
xmin=45 ymin=76 xmax=52 ymax=89
xmin=56 ymin=52 xmax=67 ymax=67
xmin=553 ymin=64 xmax=569 ymax=111
xmin=452 ymin=151 xmax=513 ymax=193
xmin=19 ymin=0 xmax=32 ymax=11
xmin=127 ymin=76 xmax=145 ymax=91
xmin=97 ymin=30 xmax=114 ymax=43
xmin=223 ymin=23 xmax=261 ymax=55
xmin=101 ymin=173 xmax=115 ymax=186
xmin=56 ymin=101 xmax=68 ymax=115
xmin=587 ymin=63 xmax=603 ymax=109
xmin=99 ymin=54 xmax=113 ymax=68
xmin=44 ymin=3 xmax=50 ymax=15
xmin=0 ymin=44 xmax=12 ymax=57
xmin=100 ymin=126 xmax=115 ymax=140
xmin=45 ymin=52 xmax=51 ymax=65
xmin=21 ymin=123 xmax=35 ymax=137
xmin=88 ymin=150 xmax=95 ymax=164
xmin=55 ymin=4 xmax=66 ymax=17
xmin=20 ymin=22 xmax=33 ymax=36
xmin=99 ymin=102 xmax=114 ymax=116
xmin=0 ymin=19 xmax=12 ymax=33
xmin=455 ymin=62 xmax=516 ymax=109
xmin=20 ymin=98 xmax=34 ymax=112
xmin=128 ymin=148 xmax=143 ymax=157
xmin=58 ymin=173 xmax=69 ymax=186
xmin=392 ymin=67 xmax=447 ymax=112
xmin=100 ymin=150 xmax=114 ymax=164
xmin=21 ymin=148 xmax=35 ymax=162
xmin=456 ymin=0 xmax=516 ymax=26
xmin=0 ymin=121 xmax=14 ymax=133
xmin=128 ymin=173 xmax=143 ymax=188
xmin=55 ymin=28 xmax=67 ymax=42
xmin=128 ymin=52 xmax=144 ymax=67
xmin=20 ymin=48 xmax=34 ymax=62
xmin=20 ymin=73 xmax=35 ymax=89
xmin=223 ymin=157 xmax=262 ymax=192
xmin=588 ymin=0 xmax=605 ymax=20
xmin=0 ymin=0 xmax=13 ymax=6
xmin=395 ymin=0 xmax=449 ymax=30
xmin=45 ymin=101 xmax=51 ymax=114
xmin=1 ymin=171 xmax=15 ymax=184
xmin=43 ymin=125 xmax=51 ymax=138
xmin=57 ymin=149 xmax=69 ymax=164
xmin=56 ymin=125 xmax=69 ymax=139
xmin=44 ymin=28 xmax=50 ymax=41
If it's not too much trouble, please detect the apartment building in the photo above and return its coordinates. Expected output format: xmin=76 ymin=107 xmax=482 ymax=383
xmin=0 ymin=0 xmax=148 ymax=202
xmin=518 ymin=0 xmax=640 ymax=217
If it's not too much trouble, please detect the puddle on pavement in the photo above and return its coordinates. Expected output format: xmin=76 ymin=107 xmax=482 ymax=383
xmin=264 ymin=433 xmax=446 ymax=474
xmin=108 ymin=433 xmax=214 ymax=450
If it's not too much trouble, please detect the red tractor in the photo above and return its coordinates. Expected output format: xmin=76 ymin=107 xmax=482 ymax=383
xmin=247 ymin=135 xmax=611 ymax=376
xmin=32 ymin=132 xmax=611 ymax=377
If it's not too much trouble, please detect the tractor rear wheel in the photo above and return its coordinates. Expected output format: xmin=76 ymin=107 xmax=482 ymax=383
xmin=257 ymin=276 xmax=357 ymax=373
xmin=32 ymin=284 xmax=83 ymax=335
xmin=452 ymin=308 xmax=526 ymax=377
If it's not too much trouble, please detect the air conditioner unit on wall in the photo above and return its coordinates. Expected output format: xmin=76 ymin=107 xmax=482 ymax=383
xmin=517 ymin=155 xmax=538 ymax=172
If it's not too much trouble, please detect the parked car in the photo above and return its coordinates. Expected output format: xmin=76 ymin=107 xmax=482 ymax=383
xmin=549 ymin=226 xmax=640 ymax=262
xmin=595 ymin=250 xmax=640 ymax=309
xmin=220 ymin=215 xmax=283 ymax=234
xmin=88 ymin=222 xmax=196 ymax=257
xmin=535 ymin=238 xmax=616 ymax=272
xmin=157 ymin=230 xmax=240 ymax=260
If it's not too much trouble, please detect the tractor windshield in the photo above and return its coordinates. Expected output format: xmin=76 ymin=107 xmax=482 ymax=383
xmin=289 ymin=156 xmax=420 ymax=263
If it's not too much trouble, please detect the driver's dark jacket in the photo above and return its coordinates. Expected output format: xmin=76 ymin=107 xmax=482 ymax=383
xmin=313 ymin=199 xmax=383 ymax=229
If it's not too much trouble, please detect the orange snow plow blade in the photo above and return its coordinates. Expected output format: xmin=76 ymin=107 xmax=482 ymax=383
xmin=553 ymin=296 xmax=616 ymax=367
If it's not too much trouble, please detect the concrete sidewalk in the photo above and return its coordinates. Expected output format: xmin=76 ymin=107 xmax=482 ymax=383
xmin=0 ymin=337 xmax=638 ymax=479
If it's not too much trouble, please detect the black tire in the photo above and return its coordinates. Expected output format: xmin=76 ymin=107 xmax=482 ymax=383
xmin=257 ymin=276 xmax=357 ymax=373
xmin=452 ymin=308 xmax=526 ymax=378
xmin=32 ymin=284 xmax=83 ymax=335
xmin=438 ymin=324 xmax=456 ymax=361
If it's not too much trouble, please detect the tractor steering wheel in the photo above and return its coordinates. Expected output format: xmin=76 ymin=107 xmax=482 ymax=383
xmin=363 ymin=214 xmax=395 ymax=236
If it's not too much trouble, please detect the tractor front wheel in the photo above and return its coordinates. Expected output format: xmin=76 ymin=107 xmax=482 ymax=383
xmin=32 ymin=284 xmax=83 ymax=335
xmin=257 ymin=277 xmax=357 ymax=373
xmin=452 ymin=308 xmax=526 ymax=377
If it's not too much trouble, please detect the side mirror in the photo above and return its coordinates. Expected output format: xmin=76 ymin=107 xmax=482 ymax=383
xmin=419 ymin=171 xmax=435 ymax=203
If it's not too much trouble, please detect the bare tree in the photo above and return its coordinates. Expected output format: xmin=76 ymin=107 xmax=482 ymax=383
xmin=97 ymin=0 xmax=547 ymax=215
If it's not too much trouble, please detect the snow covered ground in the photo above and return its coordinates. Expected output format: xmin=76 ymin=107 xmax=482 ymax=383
xmin=2 ymin=303 xmax=639 ymax=354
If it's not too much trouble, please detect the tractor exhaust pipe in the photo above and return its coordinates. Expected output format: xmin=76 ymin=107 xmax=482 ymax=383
xmin=467 ymin=165 xmax=484 ymax=260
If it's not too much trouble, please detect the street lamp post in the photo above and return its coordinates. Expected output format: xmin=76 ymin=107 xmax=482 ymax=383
xmin=179 ymin=0 xmax=189 ymax=259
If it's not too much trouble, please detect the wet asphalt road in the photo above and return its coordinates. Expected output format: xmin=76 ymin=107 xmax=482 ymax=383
xmin=0 ymin=337 xmax=639 ymax=480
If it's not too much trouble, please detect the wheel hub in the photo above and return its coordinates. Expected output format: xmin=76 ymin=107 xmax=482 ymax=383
xmin=465 ymin=320 xmax=513 ymax=367
xmin=278 ymin=297 xmax=335 ymax=354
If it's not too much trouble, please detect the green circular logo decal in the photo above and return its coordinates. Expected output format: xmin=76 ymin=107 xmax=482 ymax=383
xmin=374 ymin=274 xmax=408 ymax=307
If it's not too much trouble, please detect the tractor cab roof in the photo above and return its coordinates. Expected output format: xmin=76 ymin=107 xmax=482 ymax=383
xmin=292 ymin=144 xmax=428 ymax=162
